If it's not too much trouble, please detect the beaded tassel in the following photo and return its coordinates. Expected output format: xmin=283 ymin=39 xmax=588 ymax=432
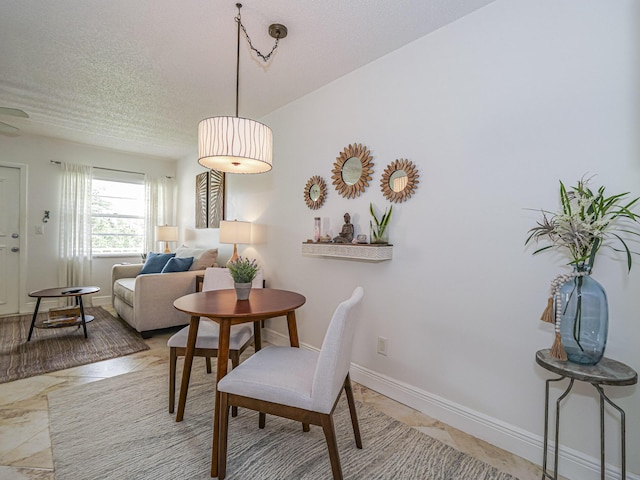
xmin=542 ymin=270 xmax=588 ymax=360
xmin=540 ymin=297 xmax=554 ymax=323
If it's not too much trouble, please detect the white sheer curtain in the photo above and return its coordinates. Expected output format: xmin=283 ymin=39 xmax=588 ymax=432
xmin=144 ymin=175 xmax=175 ymax=253
xmin=58 ymin=162 xmax=93 ymax=291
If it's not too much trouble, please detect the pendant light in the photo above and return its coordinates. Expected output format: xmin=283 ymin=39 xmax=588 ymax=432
xmin=198 ymin=3 xmax=287 ymax=174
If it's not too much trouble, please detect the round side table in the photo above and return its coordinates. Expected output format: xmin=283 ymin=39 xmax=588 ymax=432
xmin=536 ymin=349 xmax=637 ymax=480
xmin=27 ymin=286 xmax=100 ymax=341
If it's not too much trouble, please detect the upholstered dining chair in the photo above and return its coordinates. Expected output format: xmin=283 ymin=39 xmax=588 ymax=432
xmin=216 ymin=286 xmax=364 ymax=480
xmin=167 ymin=267 xmax=263 ymax=414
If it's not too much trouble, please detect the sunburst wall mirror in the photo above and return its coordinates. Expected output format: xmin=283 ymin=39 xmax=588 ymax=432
xmin=304 ymin=175 xmax=327 ymax=210
xmin=331 ymin=143 xmax=374 ymax=199
xmin=380 ymin=158 xmax=419 ymax=203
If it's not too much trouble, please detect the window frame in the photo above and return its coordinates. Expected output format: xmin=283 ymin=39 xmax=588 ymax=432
xmin=91 ymin=168 xmax=146 ymax=257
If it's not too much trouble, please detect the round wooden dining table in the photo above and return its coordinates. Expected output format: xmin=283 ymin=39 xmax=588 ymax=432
xmin=173 ymin=288 xmax=306 ymax=478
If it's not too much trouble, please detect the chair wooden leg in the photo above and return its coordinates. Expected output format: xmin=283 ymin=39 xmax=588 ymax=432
xmin=344 ymin=374 xmax=362 ymax=448
xmin=259 ymin=412 xmax=266 ymax=429
xmin=303 ymin=423 xmax=310 ymax=432
xmin=218 ymin=392 xmax=230 ymax=480
xmin=253 ymin=321 xmax=262 ymax=351
xmin=231 ymin=353 xmax=239 ymax=418
xmin=169 ymin=347 xmax=177 ymax=413
xmin=205 ymin=356 xmax=212 ymax=374
xmin=320 ymin=413 xmax=343 ymax=480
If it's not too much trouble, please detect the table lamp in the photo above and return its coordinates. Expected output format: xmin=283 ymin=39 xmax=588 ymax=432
xmin=156 ymin=225 xmax=178 ymax=253
xmin=219 ymin=220 xmax=252 ymax=265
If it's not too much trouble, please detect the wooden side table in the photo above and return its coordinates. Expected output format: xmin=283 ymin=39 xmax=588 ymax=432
xmin=536 ymin=349 xmax=637 ymax=480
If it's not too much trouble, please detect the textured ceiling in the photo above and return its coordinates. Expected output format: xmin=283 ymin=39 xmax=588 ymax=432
xmin=0 ymin=0 xmax=495 ymax=159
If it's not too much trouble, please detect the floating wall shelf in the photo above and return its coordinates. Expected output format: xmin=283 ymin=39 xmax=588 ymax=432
xmin=301 ymin=242 xmax=393 ymax=262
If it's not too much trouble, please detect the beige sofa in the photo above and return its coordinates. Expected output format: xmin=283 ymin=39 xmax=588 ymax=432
xmin=111 ymin=247 xmax=218 ymax=337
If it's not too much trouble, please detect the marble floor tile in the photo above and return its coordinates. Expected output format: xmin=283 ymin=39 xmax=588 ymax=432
xmin=0 ymin=466 xmax=54 ymax=480
xmin=0 ymin=408 xmax=52 ymax=469
xmin=0 ymin=318 xmax=546 ymax=480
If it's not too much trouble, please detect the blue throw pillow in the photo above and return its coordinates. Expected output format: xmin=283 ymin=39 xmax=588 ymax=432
xmin=161 ymin=256 xmax=194 ymax=273
xmin=139 ymin=252 xmax=176 ymax=274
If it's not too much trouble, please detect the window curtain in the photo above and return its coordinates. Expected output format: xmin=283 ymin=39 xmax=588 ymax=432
xmin=144 ymin=175 xmax=175 ymax=253
xmin=58 ymin=162 xmax=93 ymax=296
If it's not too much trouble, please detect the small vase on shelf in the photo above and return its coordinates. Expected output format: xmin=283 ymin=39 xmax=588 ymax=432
xmin=369 ymin=202 xmax=392 ymax=245
xmin=369 ymin=225 xmax=389 ymax=244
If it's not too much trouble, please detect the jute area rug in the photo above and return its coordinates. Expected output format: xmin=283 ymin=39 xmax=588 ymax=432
xmin=0 ymin=307 xmax=149 ymax=383
xmin=48 ymin=364 xmax=519 ymax=480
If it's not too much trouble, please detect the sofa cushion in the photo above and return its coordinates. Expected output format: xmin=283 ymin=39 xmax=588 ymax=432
xmin=140 ymin=252 xmax=175 ymax=274
xmin=113 ymin=277 xmax=136 ymax=306
xmin=161 ymin=256 xmax=194 ymax=273
xmin=175 ymin=246 xmax=218 ymax=271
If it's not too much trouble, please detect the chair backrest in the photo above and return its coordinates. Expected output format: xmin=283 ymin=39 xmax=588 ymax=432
xmin=311 ymin=286 xmax=364 ymax=413
xmin=202 ymin=267 xmax=263 ymax=292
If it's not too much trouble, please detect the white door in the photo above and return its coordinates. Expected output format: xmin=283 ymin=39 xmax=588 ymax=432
xmin=0 ymin=166 xmax=21 ymax=315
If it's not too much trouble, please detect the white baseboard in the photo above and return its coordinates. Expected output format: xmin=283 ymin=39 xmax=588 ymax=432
xmin=261 ymin=327 xmax=638 ymax=480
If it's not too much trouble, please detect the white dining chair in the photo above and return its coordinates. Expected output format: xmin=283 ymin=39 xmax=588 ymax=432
xmin=216 ymin=286 xmax=364 ymax=480
xmin=167 ymin=267 xmax=263 ymax=414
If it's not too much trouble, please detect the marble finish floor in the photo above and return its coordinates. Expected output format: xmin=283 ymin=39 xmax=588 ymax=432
xmin=0 ymin=318 xmax=545 ymax=479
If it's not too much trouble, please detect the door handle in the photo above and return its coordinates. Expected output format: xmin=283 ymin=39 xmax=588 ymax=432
xmin=11 ymin=247 xmax=19 ymax=252
xmin=11 ymin=233 xmax=19 ymax=239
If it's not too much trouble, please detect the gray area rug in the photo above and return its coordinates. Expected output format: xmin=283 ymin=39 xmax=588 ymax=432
xmin=48 ymin=364 xmax=518 ymax=480
xmin=0 ymin=307 xmax=149 ymax=383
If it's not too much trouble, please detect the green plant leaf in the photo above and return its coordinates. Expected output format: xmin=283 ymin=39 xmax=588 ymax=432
xmin=526 ymin=177 xmax=640 ymax=273
xmin=610 ymin=233 xmax=633 ymax=271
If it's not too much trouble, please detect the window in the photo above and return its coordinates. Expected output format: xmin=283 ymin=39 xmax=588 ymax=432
xmin=91 ymin=170 xmax=145 ymax=255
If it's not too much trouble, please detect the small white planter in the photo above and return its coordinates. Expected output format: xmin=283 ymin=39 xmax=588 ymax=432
xmin=234 ymin=282 xmax=252 ymax=300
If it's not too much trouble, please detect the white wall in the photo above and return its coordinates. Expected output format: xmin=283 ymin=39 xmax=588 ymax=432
xmin=0 ymin=133 xmax=176 ymax=310
xmin=178 ymin=1 xmax=639 ymax=478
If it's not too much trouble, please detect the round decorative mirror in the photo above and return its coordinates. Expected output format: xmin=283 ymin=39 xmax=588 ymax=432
xmin=341 ymin=157 xmax=362 ymax=185
xmin=381 ymin=158 xmax=419 ymax=203
xmin=331 ymin=143 xmax=374 ymax=199
xmin=304 ymin=175 xmax=327 ymax=210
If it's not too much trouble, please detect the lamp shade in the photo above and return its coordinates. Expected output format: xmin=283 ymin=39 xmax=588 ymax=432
xmin=155 ymin=225 xmax=178 ymax=242
xmin=219 ymin=220 xmax=252 ymax=245
xmin=198 ymin=116 xmax=273 ymax=174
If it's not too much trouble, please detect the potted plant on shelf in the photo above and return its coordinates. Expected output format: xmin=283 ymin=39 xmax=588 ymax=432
xmin=227 ymin=257 xmax=259 ymax=300
xmin=369 ymin=202 xmax=393 ymax=244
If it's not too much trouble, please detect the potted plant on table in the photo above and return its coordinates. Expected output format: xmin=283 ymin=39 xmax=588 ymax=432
xmin=525 ymin=175 xmax=640 ymax=364
xmin=227 ymin=257 xmax=259 ymax=300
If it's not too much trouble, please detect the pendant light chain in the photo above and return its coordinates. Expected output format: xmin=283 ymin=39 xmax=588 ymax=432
xmin=235 ymin=15 xmax=282 ymax=63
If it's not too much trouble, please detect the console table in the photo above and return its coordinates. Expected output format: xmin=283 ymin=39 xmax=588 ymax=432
xmin=535 ymin=349 xmax=637 ymax=480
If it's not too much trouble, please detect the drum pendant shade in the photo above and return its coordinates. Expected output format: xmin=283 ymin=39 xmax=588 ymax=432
xmin=198 ymin=116 xmax=273 ymax=174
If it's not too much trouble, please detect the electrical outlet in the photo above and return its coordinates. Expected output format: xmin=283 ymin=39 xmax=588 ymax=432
xmin=377 ymin=336 xmax=388 ymax=356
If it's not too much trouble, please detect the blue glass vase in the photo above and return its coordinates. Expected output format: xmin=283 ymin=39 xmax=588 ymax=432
xmin=558 ymin=266 xmax=608 ymax=365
